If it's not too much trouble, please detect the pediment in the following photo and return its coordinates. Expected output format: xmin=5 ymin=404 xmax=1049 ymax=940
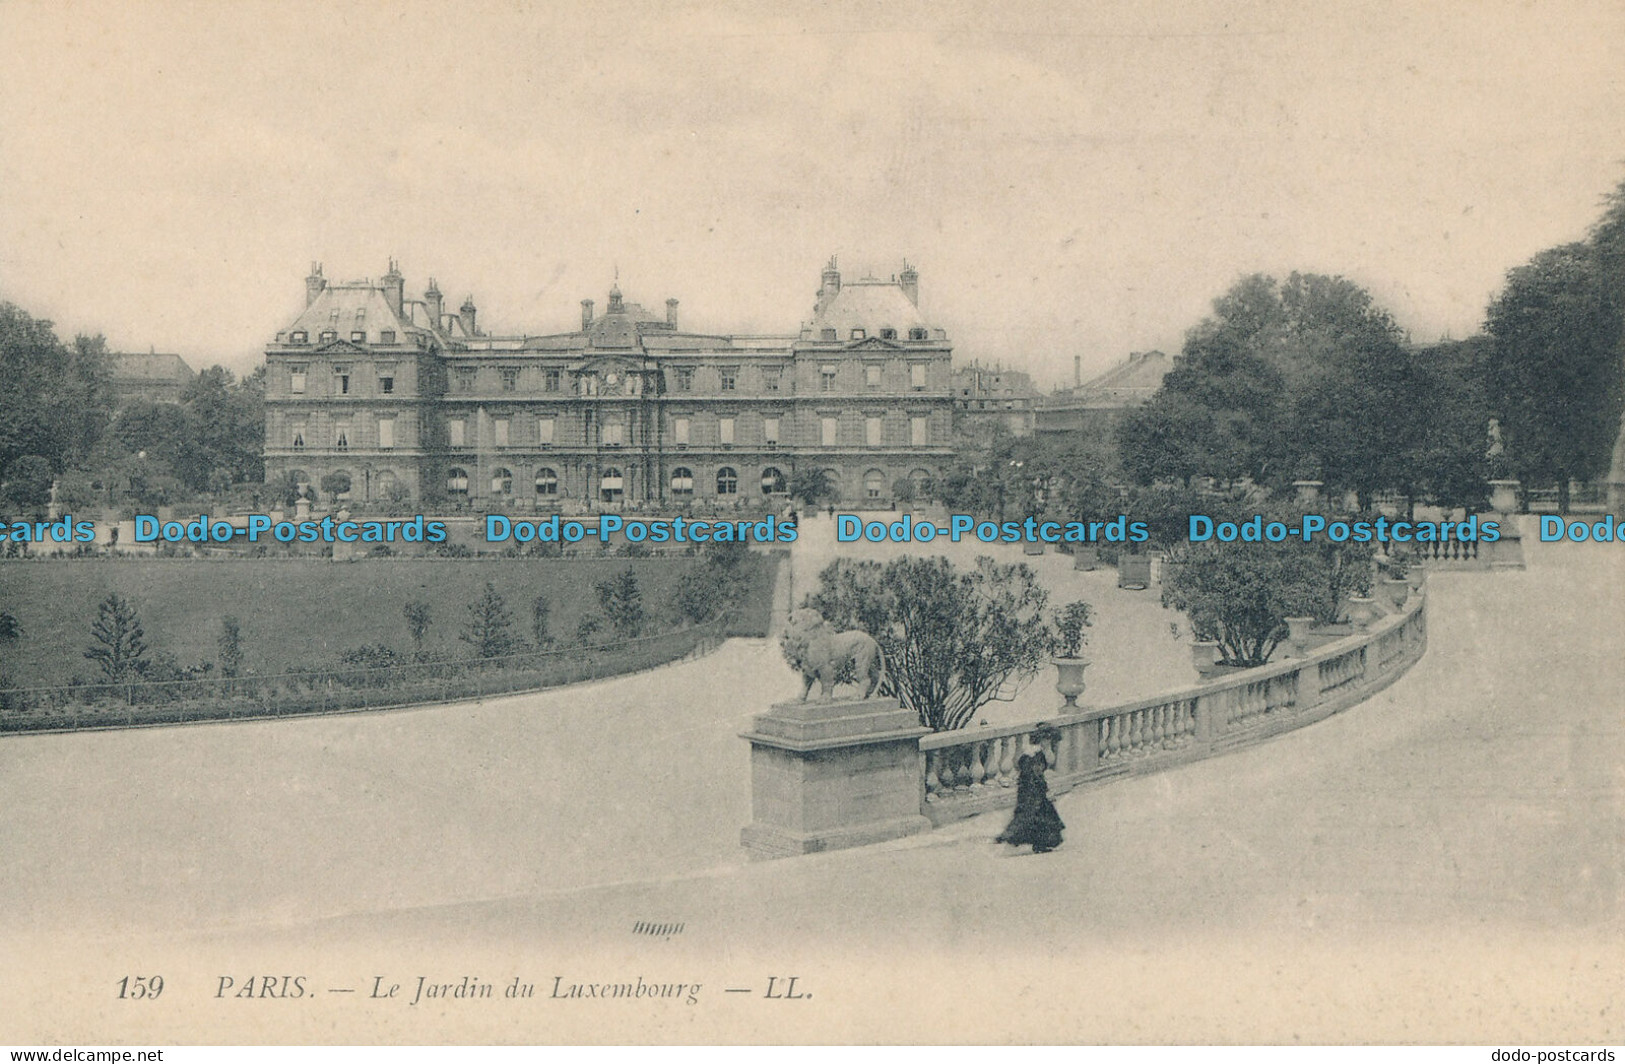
xmin=314 ymin=339 xmax=366 ymax=355
xmin=848 ymin=335 xmax=904 ymax=350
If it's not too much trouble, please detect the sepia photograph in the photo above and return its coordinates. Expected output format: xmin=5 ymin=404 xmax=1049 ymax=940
xmin=1 ymin=0 xmax=1623 ymax=1048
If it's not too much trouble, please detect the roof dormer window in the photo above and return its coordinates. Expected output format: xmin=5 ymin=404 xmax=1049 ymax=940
xmin=350 ymin=331 xmax=366 ymax=343
xmin=319 ymin=330 xmax=337 ymax=343
xmin=880 ymin=328 xmax=897 ymax=340
xmin=909 ymin=327 xmax=928 ymax=340
xmin=290 ymin=331 xmax=308 ymax=345
xmin=850 ymin=328 xmax=866 ymax=340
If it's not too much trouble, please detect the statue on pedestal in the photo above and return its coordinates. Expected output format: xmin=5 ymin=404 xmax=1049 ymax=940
xmin=781 ymin=607 xmax=885 ymax=701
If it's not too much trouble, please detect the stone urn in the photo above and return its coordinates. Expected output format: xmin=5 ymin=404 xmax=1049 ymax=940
xmin=1408 ymin=566 xmax=1426 ymax=592
xmin=1189 ymin=641 xmax=1220 ymax=677
xmin=1284 ymin=616 xmax=1316 ymax=656
xmin=1382 ymin=578 xmax=1409 ymax=609
xmin=1117 ymin=553 xmax=1152 ymax=590
xmin=1347 ymin=596 xmax=1377 ymax=630
xmin=1072 ymin=544 xmax=1099 ymax=571
xmin=1053 ymin=657 xmax=1090 ymax=708
xmin=1488 ymin=479 xmax=1520 ymax=514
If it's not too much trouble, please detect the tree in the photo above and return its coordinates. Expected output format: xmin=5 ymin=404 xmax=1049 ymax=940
xmin=0 ymin=610 xmax=21 ymax=644
xmin=0 ymin=454 xmax=53 ymax=517
xmin=402 ymin=601 xmax=433 ymax=659
xmin=216 ymin=616 xmax=243 ymax=679
xmin=83 ymin=593 xmax=149 ymax=681
xmin=460 ymin=583 xmax=515 ymax=659
xmin=0 ymin=305 xmax=112 ymax=481
xmin=1160 ymin=518 xmax=1372 ymax=666
xmin=1485 ymin=242 xmax=1624 ymax=510
xmin=594 ymin=568 xmax=645 ymax=639
xmin=787 ymin=466 xmax=833 ymax=508
xmin=320 ymin=471 xmax=352 ymax=506
xmin=806 ymin=555 xmax=1054 ymax=732
xmin=531 ymin=595 xmax=553 ymax=648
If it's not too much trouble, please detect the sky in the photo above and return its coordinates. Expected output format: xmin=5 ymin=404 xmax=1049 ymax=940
xmin=1 ymin=0 xmax=1622 ymax=388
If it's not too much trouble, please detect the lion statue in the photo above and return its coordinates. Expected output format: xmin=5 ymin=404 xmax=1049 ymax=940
xmin=781 ymin=607 xmax=886 ymax=701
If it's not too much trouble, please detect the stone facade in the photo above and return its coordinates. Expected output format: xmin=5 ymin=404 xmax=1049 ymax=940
xmin=263 ymin=259 xmax=954 ymax=509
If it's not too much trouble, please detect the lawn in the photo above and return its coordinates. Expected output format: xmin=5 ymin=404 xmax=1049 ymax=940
xmin=0 ymin=554 xmax=776 ymax=688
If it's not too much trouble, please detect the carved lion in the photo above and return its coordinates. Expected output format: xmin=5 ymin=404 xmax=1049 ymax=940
xmin=782 ymin=607 xmax=885 ymax=701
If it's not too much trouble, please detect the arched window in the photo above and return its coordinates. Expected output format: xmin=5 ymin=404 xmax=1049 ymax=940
xmin=601 ymin=467 xmax=624 ymax=503
xmin=761 ymin=466 xmax=786 ymax=495
xmin=534 ymin=467 xmax=558 ymax=496
xmin=909 ymin=467 xmax=933 ymax=499
xmin=374 ymin=469 xmax=397 ymax=499
xmin=716 ymin=466 xmax=738 ymax=495
xmin=490 ymin=467 xmax=513 ymax=496
xmin=864 ymin=468 xmax=886 ymax=500
xmin=670 ymin=467 xmax=694 ymax=496
xmin=446 ymin=467 xmax=469 ymax=496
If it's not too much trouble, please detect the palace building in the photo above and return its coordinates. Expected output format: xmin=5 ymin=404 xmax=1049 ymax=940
xmin=262 ymin=259 xmax=954 ymax=509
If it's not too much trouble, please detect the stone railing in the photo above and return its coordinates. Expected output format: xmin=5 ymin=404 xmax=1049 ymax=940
xmin=915 ymin=588 xmax=1428 ymax=827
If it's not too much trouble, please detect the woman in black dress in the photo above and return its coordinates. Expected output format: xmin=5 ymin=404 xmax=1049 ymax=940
xmin=995 ymin=751 xmax=1065 ymax=853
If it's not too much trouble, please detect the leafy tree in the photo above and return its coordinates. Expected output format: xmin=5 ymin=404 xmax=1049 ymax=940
xmin=402 ymin=601 xmax=433 ymax=659
xmin=1485 ymin=242 xmax=1624 ymax=510
xmin=0 ymin=610 xmax=21 ymax=644
xmin=84 ymin=593 xmax=149 ymax=681
xmin=594 ymin=567 xmax=645 ymax=638
xmin=574 ymin=614 xmax=604 ymax=646
xmin=216 ymin=616 xmax=243 ymax=679
xmin=320 ymin=471 xmax=352 ymax=506
xmin=806 ymin=555 xmax=1054 ymax=732
xmin=0 ymin=305 xmax=112 ymax=480
xmin=0 ymin=454 xmax=53 ymax=517
xmin=1052 ymin=601 xmax=1093 ymax=659
xmin=787 ymin=466 xmax=834 ymax=508
xmin=460 ymin=582 xmax=515 ymax=659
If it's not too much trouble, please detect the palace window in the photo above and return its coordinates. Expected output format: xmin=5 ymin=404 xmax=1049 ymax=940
xmin=537 ymin=417 xmax=555 ymax=446
xmin=535 ymin=467 xmax=558 ymax=496
xmin=491 ymin=467 xmax=513 ymax=496
xmin=674 ymin=367 xmax=694 ymax=392
xmin=333 ymin=365 xmax=351 ymax=394
xmin=716 ymin=467 xmax=738 ymax=495
xmin=851 ymin=328 xmax=866 ymax=341
xmin=865 ymin=364 xmax=882 ymax=390
xmin=910 ymin=363 xmax=927 ymax=390
xmin=820 ymin=364 xmax=837 ymax=393
xmin=909 ymin=327 xmax=928 ymax=340
xmin=379 ymin=330 xmax=396 ymax=344
xmin=720 ymin=367 xmax=737 ymax=392
xmin=493 ymin=418 xmax=510 ymax=448
xmin=291 ymin=423 xmax=306 ymax=449
xmin=763 ymin=416 xmax=780 ymax=444
xmin=455 ymin=368 xmax=476 ymax=393
xmin=334 ymin=424 xmax=350 ymax=450
xmin=601 ymin=467 xmax=624 ymax=503
xmin=544 ymin=369 xmax=561 ymax=393
xmin=763 ymin=367 xmax=781 ymax=391
xmin=719 ymin=417 xmax=735 ymax=446
xmin=378 ymin=373 xmax=394 ymax=394
xmin=820 ymin=416 xmax=839 ymax=446
xmin=670 ymin=467 xmax=694 ymax=496
xmin=602 ymin=420 xmax=624 ymax=446
xmin=377 ymin=417 xmax=395 ymax=450
xmin=501 ymin=368 xmax=518 ymax=392
xmin=289 ymin=331 xmax=308 ymax=345
xmin=351 ymin=331 xmax=366 ymax=343
xmin=448 ymin=418 xmax=466 ymax=448
xmin=673 ymin=417 xmax=691 ymax=446
xmin=761 ymin=467 xmax=786 ymax=495
xmin=319 ymin=330 xmax=338 ymax=343
xmin=866 ymin=416 xmax=883 ymax=447
xmin=820 ymin=328 xmax=837 ymax=341
xmin=864 ymin=469 xmax=886 ymax=500
xmin=911 ymin=415 xmax=929 ymax=446
xmin=446 ymin=467 xmax=469 ymax=496
xmin=290 ymin=365 xmax=307 ymax=394
xmin=880 ymin=328 xmax=897 ymax=340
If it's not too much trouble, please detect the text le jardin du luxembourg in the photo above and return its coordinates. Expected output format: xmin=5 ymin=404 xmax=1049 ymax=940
xmin=14 ymin=510 xmax=1625 ymax=548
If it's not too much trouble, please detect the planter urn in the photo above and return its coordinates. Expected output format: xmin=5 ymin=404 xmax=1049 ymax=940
xmin=1383 ymin=578 xmax=1409 ymax=609
xmin=1347 ymin=596 xmax=1377 ymax=630
xmin=1053 ymin=657 xmax=1090 ymax=707
xmin=1190 ymin=641 xmax=1220 ymax=676
xmin=1284 ymin=616 xmax=1315 ymax=656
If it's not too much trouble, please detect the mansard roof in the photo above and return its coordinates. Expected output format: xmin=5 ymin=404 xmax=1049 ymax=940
xmin=807 ymin=278 xmax=928 ymax=336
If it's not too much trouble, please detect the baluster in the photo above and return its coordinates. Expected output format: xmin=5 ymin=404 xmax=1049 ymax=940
xmin=1101 ymin=716 xmax=1118 ymax=759
xmin=953 ymin=746 xmax=974 ymax=791
xmin=1129 ymin=709 xmax=1145 ymax=756
xmin=924 ymin=751 xmax=941 ymax=801
xmin=997 ymin=736 xmax=1015 ymax=785
xmin=935 ymin=749 xmax=956 ymax=796
xmin=969 ymin=741 xmax=987 ymax=789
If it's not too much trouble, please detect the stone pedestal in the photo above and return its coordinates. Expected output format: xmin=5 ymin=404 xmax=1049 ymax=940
xmin=740 ymin=697 xmax=931 ymax=859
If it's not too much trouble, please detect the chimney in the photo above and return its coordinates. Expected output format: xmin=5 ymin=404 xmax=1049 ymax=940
xmin=305 ymin=262 xmax=326 ymax=306
xmin=382 ymin=259 xmax=404 ymax=319
xmin=581 ymin=298 xmax=595 ymax=330
xmin=425 ymin=279 xmax=443 ymax=330
xmin=899 ymin=260 xmax=918 ymax=306
xmin=459 ymin=296 xmax=478 ymax=337
xmin=1074 ymin=356 xmax=1081 ymax=389
xmin=815 ymin=256 xmax=842 ymax=315
xmin=666 ymin=298 xmax=679 ymax=328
